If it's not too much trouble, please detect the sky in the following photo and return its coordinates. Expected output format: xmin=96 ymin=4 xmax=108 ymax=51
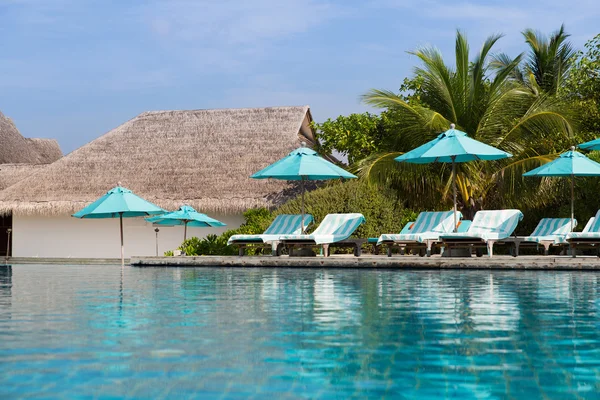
xmin=1 ymin=0 xmax=599 ymax=154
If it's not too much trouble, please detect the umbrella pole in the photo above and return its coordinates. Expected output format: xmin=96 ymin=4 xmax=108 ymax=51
xmin=301 ymin=177 xmax=306 ymax=234
xmin=184 ymin=221 xmax=188 ymax=242
xmin=119 ymin=212 xmax=124 ymax=267
xmin=571 ymin=174 xmax=575 ymax=232
xmin=452 ymin=157 xmax=458 ymax=232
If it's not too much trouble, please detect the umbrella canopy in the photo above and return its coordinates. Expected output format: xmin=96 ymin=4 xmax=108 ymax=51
xmin=578 ymin=138 xmax=600 ymax=151
xmin=251 ymin=146 xmax=356 ymax=180
xmin=523 ymin=148 xmax=600 ymax=231
xmin=395 ymin=124 xmax=512 ymax=231
xmin=523 ymin=149 xmax=600 ymax=177
xmin=146 ymin=205 xmax=226 ymax=241
xmin=72 ymin=186 xmax=164 ymax=218
xmin=72 ymin=185 xmax=165 ymax=266
xmin=395 ymin=125 xmax=512 ymax=164
xmin=251 ymin=143 xmax=356 ymax=232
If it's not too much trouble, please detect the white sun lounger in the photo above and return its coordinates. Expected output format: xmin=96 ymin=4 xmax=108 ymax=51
xmin=278 ymin=213 xmax=366 ymax=256
xmin=441 ymin=210 xmax=524 ymax=257
xmin=566 ymin=210 xmax=600 ymax=257
xmin=228 ymin=214 xmax=313 ymax=256
xmin=504 ymin=218 xmax=577 ymax=256
xmin=377 ymin=210 xmax=462 ymax=257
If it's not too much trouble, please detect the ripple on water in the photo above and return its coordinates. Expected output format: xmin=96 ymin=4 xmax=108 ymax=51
xmin=1 ymin=266 xmax=600 ymax=399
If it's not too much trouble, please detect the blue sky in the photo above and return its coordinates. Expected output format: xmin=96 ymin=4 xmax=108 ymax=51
xmin=1 ymin=0 xmax=599 ymax=154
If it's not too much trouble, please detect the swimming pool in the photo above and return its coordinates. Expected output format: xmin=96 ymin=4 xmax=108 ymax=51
xmin=0 ymin=265 xmax=599 ymax=399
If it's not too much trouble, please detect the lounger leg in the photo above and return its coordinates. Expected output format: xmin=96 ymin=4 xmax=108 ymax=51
xmin=323 ymin=244 xmax=330 ymax=257
xmin=514 ymin=242 xmax=520 ymax=257
xmin=571 ymin=243 xmax=576 ymax=258
xmin=238 ymin=246 xmax=245 ymax=257
xmin=354 ymin=244 xmax=361 ymax=257
xmin=487 ymin=241 xmax=495 ymax=258
xmin=276 ymin=243 xmax=285 ymax=256
xmin=373 ymin=245 xmax=379 ymax=255
xmin=426 ymin=241 xmax=432 ymax=257
xmin=387 ymin=246 xmax=392 ymax=258
xmin=543 ymin=243 xmax=550 ymax=256
xmin=400 ymin=246 xmax=405 ymax=256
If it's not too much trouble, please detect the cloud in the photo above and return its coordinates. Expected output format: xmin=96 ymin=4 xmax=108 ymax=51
xmin=142 ymin=0 xmax=341 ymax=45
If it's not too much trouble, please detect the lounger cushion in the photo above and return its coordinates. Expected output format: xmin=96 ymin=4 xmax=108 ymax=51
xmin=566 ymin=210 xmax=600 ymax=241
xmin=377 ymin=211 xmax=460 ymax=245
xmin=441 ymin=209 xmax=523 ymax=241
xmin=566 ymin=232 xmax=600 ymax=240
xmin=521 ymin=218 xmax=576 ymax=244
xmin=280 ymin=213 xmax=365 ymax=244
xmin=228 ymin=214 xmax=313 ymax=244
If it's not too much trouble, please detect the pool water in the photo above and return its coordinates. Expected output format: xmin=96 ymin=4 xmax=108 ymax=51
xmin=1 ymin=265 xmax=599 ymax=399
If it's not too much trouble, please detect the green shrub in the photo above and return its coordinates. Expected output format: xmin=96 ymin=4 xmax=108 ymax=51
xmin=275 ymin=179 xmax=417 ymax=239
xmin=164 ymin=250 xmax=174 ymax=257
xmin=180 ymin=234 xmax=234 ymax=256
xmin=169 ymin=180 xmax=417 ymax=256
xmin=176 ymin=208 xmax=273 ymax=256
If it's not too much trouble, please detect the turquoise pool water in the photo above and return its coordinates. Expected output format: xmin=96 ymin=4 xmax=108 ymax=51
xmin=0 ymin=265 xmax=599 ymax=399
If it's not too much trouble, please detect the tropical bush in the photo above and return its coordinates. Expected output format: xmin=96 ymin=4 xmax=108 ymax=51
xmin=176 ymin=208 xmax=273 ymax=256
xmin=275 ymin=179 xmax=417 ymax=239
xmin=357 ymin=30 xmax=579 ymax=220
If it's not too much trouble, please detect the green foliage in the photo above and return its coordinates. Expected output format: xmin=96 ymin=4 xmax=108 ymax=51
xmin=180 ymin=235 xmax=234 ymax=256
xmin=313 ymin=113 xmax=390 ymax=164
xmin=176 ymin=208 xmax=273 ymax=256
xmin=562 ymin=33 xmax=600 ymax=140
xmin=164 ymin=250 xmax=174 ymax=257
xmin=275 ymin=179 xmax=417 ymax=239
xmin=360 ymin=29 xmax=576 ymax=216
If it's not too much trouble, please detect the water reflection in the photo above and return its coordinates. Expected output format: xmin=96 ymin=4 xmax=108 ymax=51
xmin=0 ymin=265 xmax=11 ymax=310
xmin=0 ymin=266 xmax=599 ymax=399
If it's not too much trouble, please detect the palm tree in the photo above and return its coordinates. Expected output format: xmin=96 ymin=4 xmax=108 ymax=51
xmin=493 ymin=25 xmax=576 ymax=95
xmin=359 ymin=30 xmax=575 ymax=218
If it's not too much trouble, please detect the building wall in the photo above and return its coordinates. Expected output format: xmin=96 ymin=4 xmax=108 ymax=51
xmin=13 ymin=214 xmax=245 ymax=258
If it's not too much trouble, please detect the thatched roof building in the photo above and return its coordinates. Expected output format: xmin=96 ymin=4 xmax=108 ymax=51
xmin=0 ymin=111 xmax=62 ymax=164
xmin=0 ymin=164 xmax=48 ymax=191
xmin=0 ymin=106 xmax=316 ymax=215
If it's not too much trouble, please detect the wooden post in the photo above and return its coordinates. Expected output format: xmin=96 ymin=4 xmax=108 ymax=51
xmin=571 ymin=174 xmax=575 ymax=232
xmin=156 ymin=228 xmax=159 ymax=257
xmin=301 ymin=177 xmax=306 ymax=234
xmin=120 ymin=213 xmax=124 ymax=267
xmin=5 ymin=228 xmax=11 ymax=263
xmin=452 ymin=156 xmax=458 ymax=232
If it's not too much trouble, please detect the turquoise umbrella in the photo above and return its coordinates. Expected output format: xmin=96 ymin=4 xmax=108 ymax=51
xmin=395 ymin=124 xmax=512 ymax=231
xmin=579 ymin=138 xmax=600 ymax=151
xmin=146 ymin=205 xmax=226 ymax=241
xmin=523 ymin=147 xmax=600 ymax=231
xmin=72 ymin=185 xmax=165 ymax=266
xmin=251 ymin=143 xmax=356 ymax=232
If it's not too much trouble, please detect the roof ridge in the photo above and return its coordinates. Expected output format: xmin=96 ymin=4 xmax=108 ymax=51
xmin=139 ymin=105 xmax=309 ymax=117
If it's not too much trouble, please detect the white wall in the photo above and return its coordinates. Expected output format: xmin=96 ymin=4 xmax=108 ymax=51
xmin=13 ymin=214 xmax=245 ymax=258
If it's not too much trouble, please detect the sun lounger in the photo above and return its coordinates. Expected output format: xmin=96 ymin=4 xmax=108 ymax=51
xmin=377 ymin=211 xmax=461 ymax=257
xmin=278 ymin=213 xmax=366 ymax=257
xmin=503 ymin=218 xmax=577 ymax=256
xmin=566 ymin=211 xmax=600 ymax=257
xmin=228 ymin=214 xmax=313 ymax=256
xmin=368 ymin=221 xmax=413 ymax=254
xmin=440 ymin=210 xmax=523 ymax=257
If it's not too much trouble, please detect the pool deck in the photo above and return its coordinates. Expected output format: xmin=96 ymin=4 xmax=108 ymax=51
xmin=130 ymin=255 xmax=600 ymax=270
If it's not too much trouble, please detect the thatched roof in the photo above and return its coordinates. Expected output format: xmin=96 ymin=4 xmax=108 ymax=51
xmin=0 ymin=106 xmax=316 ymax=215
xmin=0 ymin=111 xmax=62 ymax=164
xmin=0 ymin=164 xmax=48 ymax=191
xmin=26 ymin=138 xmax=63 ymax=164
